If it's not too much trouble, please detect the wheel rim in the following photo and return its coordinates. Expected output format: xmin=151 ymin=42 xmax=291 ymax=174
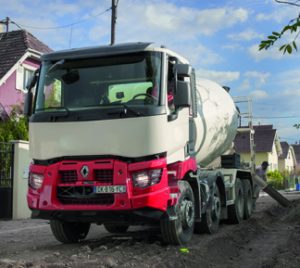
xmin=212 ymin=193 xmax=221 ymax=221
xmin=237 ymin=188 xmax=244 ymax=216
xmin=180 ymin=199 xmax=195 ymax=229
xmin=246 ymin=189 xmax=252 ymax=212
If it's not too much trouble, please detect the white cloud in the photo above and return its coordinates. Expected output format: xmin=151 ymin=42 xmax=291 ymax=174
xmin=222 ymin=44 xmax=243 ymax=50
xmin=239 ymin=79 xmax=251 ymax=91
xmin=116 ymin=2 xmax=249 ymax=41
xmin=227 ymin=28 xmax=263 ymax=41
xmin=248 ymin=44 xmax=284 ymax=61
xmin=194 ymin=7 xmax=248 ymax=36
xmin=244 ymin=71 xmax=270 ymax=84
xmin=281 ymin=89 xmax=300 ymax=97
xmin=196 ymin=69 xmax=240 ymax=85
xmin=256 ymin=7 xmax=298 ymax=23
xmin=238 ymin=71 xmax=270 ymax=92
xmin=47 ymin=2 xmax=80 ymax=17
xmin=275 ymin=69 xmax=300 ymax=88
xmin=176 ymin=44 xmax=223 ymax=67
xmin=250 ymin=90 xmax=268 ymax=99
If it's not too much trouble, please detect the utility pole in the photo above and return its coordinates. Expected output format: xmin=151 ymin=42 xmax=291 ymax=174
xmin=111 ymin=0 xmax=117 ymax=45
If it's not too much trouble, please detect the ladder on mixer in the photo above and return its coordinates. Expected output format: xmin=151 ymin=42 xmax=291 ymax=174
xmin=233 ymin=96 xmax=256 ymax=176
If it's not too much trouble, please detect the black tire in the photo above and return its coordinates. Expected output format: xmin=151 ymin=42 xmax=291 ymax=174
xmin=103 ymin=223 xmax=129 ymax=233
xmin=242 ymin=180 xmax=253 ymax=219
xmin=252 ymin=183 xmax=260 ymax=211
xmin=160 ymin=181 xmax=195 ymax=245
xmin=50 ymin=220 xmax=90 ymax=243
xmin=195 ymin=184 xmax=221 ymax=234
xmin=227 ymin=178 xmax=244 ymax=224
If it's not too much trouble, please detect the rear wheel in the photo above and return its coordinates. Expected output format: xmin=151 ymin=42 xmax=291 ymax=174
xmin=104 ymin=223 xmax=129 ymax=233
xmin=195 ymin=184 xmax=221 ymax=234
xmin=227 ymin=178 xmax=244 ymax=224
xmin=160 ymin=181 xmax=195 ymax=245
xmin=242 ymin=180 xmax=253 ymax=219
xmin=50 ymin=220 xmax=90 ymax=243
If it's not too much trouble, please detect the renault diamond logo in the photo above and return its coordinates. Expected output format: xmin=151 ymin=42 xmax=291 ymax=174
xmin=81 ymin=165 xmax=89 ymax=178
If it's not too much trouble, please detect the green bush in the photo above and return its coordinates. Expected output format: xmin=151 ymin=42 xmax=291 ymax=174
xmin=267 ymin=170 xmax=284 ymax=190
xmin=0 ymin=107 xmax=28 ymax=142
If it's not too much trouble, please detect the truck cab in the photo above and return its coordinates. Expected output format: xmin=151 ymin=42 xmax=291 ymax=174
xmin=26 ymin=43 xmax=200 ymax=244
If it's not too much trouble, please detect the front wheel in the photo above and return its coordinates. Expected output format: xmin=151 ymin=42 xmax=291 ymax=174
xmin=160 ymin=181 xmax=195 ymax=245
xmin=195 ymin=184 xmax=221 ymax=234
xmin=50 ymin=220 xmax=90 ymax=243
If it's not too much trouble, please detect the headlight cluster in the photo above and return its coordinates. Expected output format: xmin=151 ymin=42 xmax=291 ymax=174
xmin=132 ymin=169 xmax=162 ymax=188
xmin=28 ymin=173 xmax=44 ymax=190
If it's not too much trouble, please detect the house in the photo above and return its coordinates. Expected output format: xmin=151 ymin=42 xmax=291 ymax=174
xmin=234 ymin=125 xmax=282 ymax=171
xmin=292 ymin=144 xmax=300 ymax=175
xmin=0 ymin=30 xmax=52 ymax=119
xmin=278 ymin=142 xmax=297 ymax=174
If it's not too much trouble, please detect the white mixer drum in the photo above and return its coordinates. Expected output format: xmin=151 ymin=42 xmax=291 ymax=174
xmin=193 ymin=79 xmax=239 ymax=167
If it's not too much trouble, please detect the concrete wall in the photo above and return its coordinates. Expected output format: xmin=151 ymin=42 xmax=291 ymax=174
xmin=12 ymin=140 xmax=31 ymax=219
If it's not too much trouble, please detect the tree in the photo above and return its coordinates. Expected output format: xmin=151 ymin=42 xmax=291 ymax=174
xmin=0 ymin=106 xmax=28 ymax=142
xmin=259 ymin=0 xmax=300 ymax=54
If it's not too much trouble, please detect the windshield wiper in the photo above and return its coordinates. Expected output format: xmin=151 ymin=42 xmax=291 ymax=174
xmin=122 ymin=104 xmax=143 ymax=116
xmin=36 ymin=107 xmax=70 ymax=121
xmin=108 ymin=104 xmax=144 ymax=117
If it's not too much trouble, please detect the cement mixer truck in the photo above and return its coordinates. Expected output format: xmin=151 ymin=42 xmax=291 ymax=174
xmin=24 ymin=43 xmax=256 ymax=245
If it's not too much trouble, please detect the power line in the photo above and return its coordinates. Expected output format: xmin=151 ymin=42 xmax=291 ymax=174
xmin=252 ymin=115 xmax=300 ymax=119
xmin=10 ymin=7 xmax=111 ymax=30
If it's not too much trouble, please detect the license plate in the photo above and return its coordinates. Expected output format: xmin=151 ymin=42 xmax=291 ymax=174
xmin=94 ymin=185 xmax=126 ymax=194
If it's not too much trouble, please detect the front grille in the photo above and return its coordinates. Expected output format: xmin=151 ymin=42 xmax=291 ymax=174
xmin=60 ymin=170 xmax=78 ymax=183
xmin=57 ymin=186 xmax=114 ymax=205
xmin=94 ymin=169 xmax=113 ymax=183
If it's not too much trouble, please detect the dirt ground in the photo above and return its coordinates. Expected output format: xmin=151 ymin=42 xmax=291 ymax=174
xmin=0 ymin=192 xmax=300 ymax=268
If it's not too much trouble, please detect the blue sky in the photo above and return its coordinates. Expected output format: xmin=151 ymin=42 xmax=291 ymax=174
xmin=1 ymin=0 xmax=300 ymax=143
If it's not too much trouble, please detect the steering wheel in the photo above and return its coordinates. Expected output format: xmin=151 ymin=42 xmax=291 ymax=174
xmin=132 ymin=93 xmax=158 ymax=101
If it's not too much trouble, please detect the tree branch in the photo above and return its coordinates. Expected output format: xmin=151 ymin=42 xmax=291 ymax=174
xmin=275 ymin=0 xmax=300 ymax=7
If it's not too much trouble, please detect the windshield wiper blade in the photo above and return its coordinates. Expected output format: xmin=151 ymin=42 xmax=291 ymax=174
xmin=49 ymin=107 xmax=70 ymax=121
xmin=121 ymin=104 xmax=143 ymax=116
xmin=107 ymin=104 xmax=143 ymax=117
xmin=35 ymin=107 xmax=70 ymax=121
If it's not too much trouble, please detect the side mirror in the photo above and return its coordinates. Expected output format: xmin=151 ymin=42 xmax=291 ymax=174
xmin=174 ymin=64 xmax=192 ymax=77
xmin=24 ymin=91 xmax=33 ymax=117
xmin=174 ymin=80 xmax=191 ymax=108
xmin=24 ymin=69 xmax=39 ymax=117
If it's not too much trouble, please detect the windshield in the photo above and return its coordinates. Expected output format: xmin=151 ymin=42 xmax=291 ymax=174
xmin=35 ymin=52 xmax=162 ymax=112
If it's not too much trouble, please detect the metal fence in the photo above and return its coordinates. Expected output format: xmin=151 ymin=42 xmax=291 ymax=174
xmin=0 ymin=142 xmax=14 ymax=219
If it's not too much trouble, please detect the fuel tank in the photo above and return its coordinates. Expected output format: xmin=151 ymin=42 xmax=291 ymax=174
xmin=193 ymin=78 xmax=239 ymax=167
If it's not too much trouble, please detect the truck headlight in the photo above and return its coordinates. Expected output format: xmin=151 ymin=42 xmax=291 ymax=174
xmin=133 ymin=169 xmax=162 ymax=188
xmin=29 ymin=173 xmax=44 ymax=190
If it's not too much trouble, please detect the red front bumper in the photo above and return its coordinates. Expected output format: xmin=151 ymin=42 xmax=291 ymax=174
xmin=27 ymin=158 xmax=171 ymax=214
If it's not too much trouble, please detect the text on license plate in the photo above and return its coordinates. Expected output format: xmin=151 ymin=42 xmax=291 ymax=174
xmin=94 ymin=185 xmax=126 ymax=193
